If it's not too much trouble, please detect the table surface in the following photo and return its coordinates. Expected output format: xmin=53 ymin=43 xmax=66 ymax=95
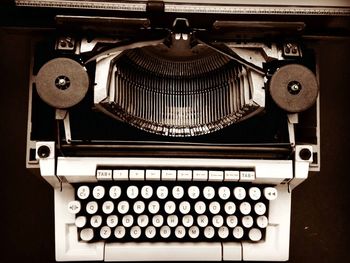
xmin=1 ymin=30 xmax=349 ymax=263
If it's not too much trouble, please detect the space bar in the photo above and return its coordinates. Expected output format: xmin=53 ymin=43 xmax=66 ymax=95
xmin=105 ymin=242 xmax=222 ymax=261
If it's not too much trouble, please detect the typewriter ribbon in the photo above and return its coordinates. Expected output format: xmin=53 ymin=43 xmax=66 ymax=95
xmin=35 ymin=57 xmax=89 ymax=109
xmin=269 ymin=64 xmax=318 ymax=113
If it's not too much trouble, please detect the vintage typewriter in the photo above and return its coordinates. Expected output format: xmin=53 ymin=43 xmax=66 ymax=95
xmin=20 ymin=0 xmax=350 ymax=261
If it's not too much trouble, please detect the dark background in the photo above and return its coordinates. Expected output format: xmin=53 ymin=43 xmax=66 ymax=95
xmin=1 ymin=29 xmax=350 ymax=262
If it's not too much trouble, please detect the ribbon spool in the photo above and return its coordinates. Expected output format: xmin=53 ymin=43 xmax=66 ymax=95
xmin=35 ymin=57 xmax=89 ymax=109
xmin=269 ymin=64 xmax=318 ymax=113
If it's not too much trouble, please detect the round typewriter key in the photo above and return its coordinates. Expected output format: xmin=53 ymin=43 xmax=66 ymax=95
xmin=264 ymin=187 xmax=278 ymax=201
xmin=167 ymin=215 xmax=178 ymax=227
xmin=152 ymin=215 xmax=164 ymax=227
xmin=141 ymin=185 xmax=153 ymax=199
xmin=218 ymin=186 xmax=230 ymax=200
xmin=109 ymin=186 xmax=121 ymax=199
xmin=218 ymin=226 xmax=229 ymax=239
xmin=80 ymin=228 xmax=94 ymax=241
xmin=248 ymin=228 xmax=262 ymax=242
xmin=197 ymin=215 xmax=209 ymax=228
xmin=145 ymin=226 xmax=156 ymax=239
xmin=133 ymin=201 xmax=145 ymax=214
xmin=137 ymin=215 xmax=149 ymax=227
xmin=93 ymin=186 xmax=105 ymax=199
xmin=179 ymin=201 xmax=191 ymax=214
xmin=100 ymin=226 xmax=111 ymax=239
xmin=156 ymin=186 xmax=168 ymax=199
xmin=254 ymin=202 xmax=266 ymax=215
xmin=114 ymin=226 xmax=126 ymax=239
xmin=188 ymin=186 xmax=200 ymax=199
xmin=209 ymin=201 xmax=221 ymax=214
xmin=224 ymin=201 xmax=236 ymax=215
xmin=233 ymin=187 xmax=246 ymax=200
xmin=90 ymin=215 xmax=102 ymax=228
xmin=127 ymin=185 xmax=139 ymax=199
xmin=164 ymin=201 xmax=176 ymax=214
xmin=257 ymin=215 xmax=268 ymax=228
xmin=182 ymin=215 xmax=194 ymax=227
xmin=122 ymin=215 xmax=134 ymax=227
xmin=233 ymin=226 xmax=244 ymax=239
xmin=102 ymin=201 xmax=114 ymax=214
xmin=249 ymin=187 xmax=261 ymax=200
xmin=226 ymin=216 xmax=238 ymax=228
xmin=194 ymin=201 xmax=206 ymax=214
xmin=130 ymin=226 xmax=142 ymax=239
xmin=189 ymin=226 xmax=200 ymax=239
xmin=175 ymin=226 xmax=186 ymax=239
xmin=172 ymin=186 xmax=184 ymax=199
xmin=203 ymin=186 xmax=215 ymax=200
xmin=239 ymin=202 xmax=251 ymax=215
xmin=77 ymin=185 xmax=90 ymax=199
xmin=212 ymin=215 xmax=224 ymax=228
xmin=148 ymin=201 xmax=160 ymax=214
xmin=242 ymin=216 xmax=254 ymax=228
xmin=86 ymin=201 xmax=98 ymax=214
xmin=75 ymin=216 xmax=86 ymax=228
xmin=204 ymin=226 xmax=215 ymax=239
xmin=117 ymin=201 xmax=129 ymax=214
xmin=160 ymin=226 xmax=171 ymax=238
xmin=106 ymin=215 xmax=118 ymax=228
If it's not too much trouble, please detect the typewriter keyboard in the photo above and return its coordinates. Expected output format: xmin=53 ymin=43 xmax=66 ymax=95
xmin=68 ymin=182 xmax=277 ymax=243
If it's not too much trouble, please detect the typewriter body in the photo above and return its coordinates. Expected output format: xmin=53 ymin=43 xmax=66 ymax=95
xmin=20 ymin=0 xmax=350 ymax=261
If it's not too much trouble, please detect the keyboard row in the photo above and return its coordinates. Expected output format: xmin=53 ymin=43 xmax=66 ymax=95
xmin=96 ymin=168 xmax=256 ymax=182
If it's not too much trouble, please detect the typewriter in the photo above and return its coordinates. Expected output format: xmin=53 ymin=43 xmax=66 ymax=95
xmin=19 ymin=0 xmax=350 ymax=261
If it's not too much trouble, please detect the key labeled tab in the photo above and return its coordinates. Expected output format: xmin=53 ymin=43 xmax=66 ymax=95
xmin=240 ymin=171 xmax=255 ymax=182
xmin=96 ymin=169 xmax=112 ymax=180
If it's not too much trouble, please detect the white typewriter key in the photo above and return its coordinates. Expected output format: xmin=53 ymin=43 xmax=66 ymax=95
xmin=167 ymin=215 xmax=178 ymax=227
xmin=126 ymin=185 xmax=139 ymax=199
xmin=130 ymin=226 xmax=142 ymax=239
xmin=233 ymin=187 xmax=246 ymax=200
xmin=254 ymin=202 xmax=266 ymax=215
xmin=182 ymin=215 xmax=194 ymax=227
xmin=102 ymin=201 xmax=114 ymax=214
xmin=204 ymin=226 xmax=215 ymax=239
xmin=100 ymin=226 xmax=111 ymax=239
xmin=189 ymin=226 xmax=200 ymax=239
xmin=86 ymin=201 xmax=98 ymax=214
xmin=117 ymin=201 xmax=129 ymax=214
xmin=145 ymin=226 xmax=156 ymax=239
xmin=209 ymin=201 xmax=221 ymax=214
xmin=106 ymin=215 xmax=118 ymax=228
xmin=203 ymin=186 xmax=215 ymax=200
xmin=256 ymin=215 xmax=268 ymax=228
xmin=164 ymin=201 xmax=176 ymax=214
xmin=224 ymin=201 xmax=236 ymax=215
xmin=77 ymin=185 xmax=90 ymax=199
xmin=92 ymin=186 xmax=105 ymax=199
xmin=242 ymin=215 xmax=254 ymax=228
xmin=212 ymin=215 xmax=224 ymax=228
xmin=248 ymin=228 xmax=262 ymax=242
xmin=264 ymin=187 xmax=278 ymax=200
xmin=67 ymin=200 xmax=81 ymax=214
xmin=188 ymin=186 xmax=200 ymax=199
xmin=197 ymin=215 xmax=209 ymax=227
xmin=160 ymin=226 xmax=171 ymax=238
xmin=194 ymin=201 xmax=206 ymax=214
xmin=226 ymin=215 xmax=238 ymax=228
xmin=239 ymin=202 xmax=251 ymax=215
xmin=233 ymin=226 xmax=244 ymax=239
xmin=80 ymin=228 xmax=94 ymax=241
xmin=133 ymin=201 xmax=145 ymax=214
xmin=137 ymin=215 xmax=149 ymax=227
xmin=75 ymin=216 xmax=86 ymax=228
xmin=109 ymin=186 xmax=121 ymax=199
xmin=177 ymin=170 xmax=192 ymax=181
xmin=249 ymin=187 xmax=261 ymax=200
xmin=141 ymin=185 xmax=153 ymax=199
xmin=122 ymin=215 xmax=134 ymax=227
xmin=175 ymin=226 xmax=186 ymax=239
xmin=218 ymin=186 xmax=230 ymax=200
xmin=172 ymin=186 xmax=184 ymax=199
xmin=179 ymin=201 xmax=191 ymax=214
xmin=152 ymin=215 xmax=164 ymax=227
xmin=161 ymin=170 xmax=177 ymax=181
xmin=193 ymin=170 xmax=208 ymax=181
xmin=90 ymin=215 xmax=102 ymax=228
xmin=156 ymin=186 xmax=168 ymax=199
xmin=114 ymin=226 xmax=126 ymax=239
xmin=218 ymin=226 xmax=229 ymax=239
xmin=148 ymin=201 xmax=160 ymax=214
xmin=129 ymin=169 xmax=144 ymax=180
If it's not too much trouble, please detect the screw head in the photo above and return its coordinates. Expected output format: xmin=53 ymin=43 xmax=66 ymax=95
xmin=37 ymin=145 xmax=51 ymax=158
